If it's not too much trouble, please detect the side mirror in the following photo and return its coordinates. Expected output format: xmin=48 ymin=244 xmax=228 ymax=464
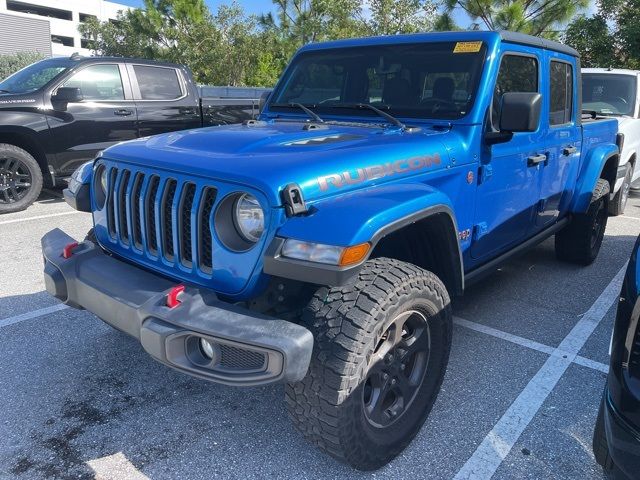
xmin=52 ymin=87 xmax=83 ymax=104
xmin=258 ymin=90 xmax=272 ymax=113
xmin=499 ymin=92 xmax=541 ymax=132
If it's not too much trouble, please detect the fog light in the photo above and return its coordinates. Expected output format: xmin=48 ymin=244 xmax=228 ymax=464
xmin=200 ymin=338 xmax=215 ymax=359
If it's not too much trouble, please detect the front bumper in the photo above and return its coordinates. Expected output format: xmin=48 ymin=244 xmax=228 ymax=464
xmin=604 ymin=389 xmax=640 ymax=478
xmin=42 ymin=228 xmax=313 ymax=386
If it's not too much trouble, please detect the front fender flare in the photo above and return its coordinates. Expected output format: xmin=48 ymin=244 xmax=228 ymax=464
xmin=570 ymin=144 xmax=619 ymax=214
xmin=264 ymin=183 xmax=463 ymax=292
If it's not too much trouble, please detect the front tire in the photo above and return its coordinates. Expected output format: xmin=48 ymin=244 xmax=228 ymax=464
xmin=286 ymin=258 xmax=452 ymax=470
xmin=609 ymin=164 xmax=632 ymax=216
xmin=593 ymin=394 xmax=617 ymax=478
xmin=0 ymin=143 xmax=43 ymax=214
xmin=555 ymin=178 xmax=609 ymax=265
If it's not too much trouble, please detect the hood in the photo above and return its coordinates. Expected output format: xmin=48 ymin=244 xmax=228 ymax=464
xmin=103 ymin=121 xmax=452 ymax=206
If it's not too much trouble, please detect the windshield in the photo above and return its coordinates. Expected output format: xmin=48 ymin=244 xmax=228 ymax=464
xmin=582 ymin=73 xmax=638 ymax=116
xmin=269 ymin=41 xmax=487 ymax=121
xmin=0 ymin=59 xmax=71 ymax=94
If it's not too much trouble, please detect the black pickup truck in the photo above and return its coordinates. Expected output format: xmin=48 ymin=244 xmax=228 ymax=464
xmin=0 ymin=55 xmax=270 ymax=213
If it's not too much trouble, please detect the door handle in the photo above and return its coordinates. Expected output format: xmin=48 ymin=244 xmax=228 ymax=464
xmin=562 ymin=146 xmax=577 ymax=156
xmin=527 ymin=154 xmax=547 ymax=166
xmin=114 ymin=109 xmax=133 ymax=116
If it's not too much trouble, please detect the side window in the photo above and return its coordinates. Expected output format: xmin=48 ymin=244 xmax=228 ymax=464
xmin=550 ymin=61 xmax=573 ymax=125
xmin=133 ymin=65 xmax=183 ymax=100
xmin=63 ymin=64 xmax=124 ymax=101
xmin=492 ymin=55 xmax=538 ymax=129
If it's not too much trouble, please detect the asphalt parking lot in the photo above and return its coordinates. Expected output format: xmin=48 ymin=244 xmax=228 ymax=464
xmin=1 ymin=189 xmax=639 ymax=480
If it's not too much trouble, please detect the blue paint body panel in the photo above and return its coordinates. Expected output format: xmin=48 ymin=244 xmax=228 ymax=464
xmin=84 ymin=31 xmax=619 ymax=301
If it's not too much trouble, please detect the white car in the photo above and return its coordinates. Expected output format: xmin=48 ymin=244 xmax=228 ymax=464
xmin=583 ymin=68 xmax=639 ymax=215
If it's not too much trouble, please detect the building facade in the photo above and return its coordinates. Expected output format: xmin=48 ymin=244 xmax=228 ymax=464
xmin=0 ymin=0 xmax=131 ymax=57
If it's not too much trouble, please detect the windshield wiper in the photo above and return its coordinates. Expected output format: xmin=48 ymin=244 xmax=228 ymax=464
xmin=271 ymin=102 xmax=324 ymax=123
xmin=330 ymin=103 xmax=407 ymax=130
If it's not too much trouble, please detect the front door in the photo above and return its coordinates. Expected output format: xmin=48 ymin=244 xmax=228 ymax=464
xmin=535 ymin=55 xmax=581 ymax=228
xmin=47 ymin=63 xmax=137 ymax=175
xmin=470 ymin=50 xmax=546 ymax=262
xmin=127 ymin=64 xmax=202 ymax=137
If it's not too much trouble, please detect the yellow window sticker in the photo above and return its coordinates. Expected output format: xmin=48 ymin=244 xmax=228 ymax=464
xmin=453 ymin=41 xmax=483 ymax=53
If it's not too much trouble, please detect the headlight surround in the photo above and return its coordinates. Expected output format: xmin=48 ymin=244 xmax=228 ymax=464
xmin=233 ymin=193 xmax=265 ymax=243
xmin=281 ymin=239 xmax=370 ymax=266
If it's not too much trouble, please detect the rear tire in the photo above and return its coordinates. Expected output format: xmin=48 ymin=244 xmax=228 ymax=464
xmin=0 ymin=143 xmax=43 ymax=214
xmin=555 ymin=178 xmax=609 ymax=265
xmin=609 ymin=164 xmax=631 ymax=216
xmin=285 ymin=258 xmax=452 ymax=470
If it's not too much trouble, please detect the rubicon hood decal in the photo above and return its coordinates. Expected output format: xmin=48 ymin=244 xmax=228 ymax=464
xmin=317 ymin=153 xmax=442 ymax=191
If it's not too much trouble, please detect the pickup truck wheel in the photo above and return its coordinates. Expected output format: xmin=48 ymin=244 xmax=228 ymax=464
xmin=609 ymin=164 xmax=631 ymax=216
xmin=555 ymin=178 xmax=610 ymax=265
xmin=0 ymin=144 xmax=43 ymax=214
xmin=285 ymin=258 xmax=452 ymax=470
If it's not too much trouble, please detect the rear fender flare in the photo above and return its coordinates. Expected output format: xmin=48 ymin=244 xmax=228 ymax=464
xmin=570 ymin=144 xmax=619 ymax=213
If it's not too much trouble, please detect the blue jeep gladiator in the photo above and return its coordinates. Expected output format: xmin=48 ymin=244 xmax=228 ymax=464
xmin=42 ymin=31 xmax=620 ymax=470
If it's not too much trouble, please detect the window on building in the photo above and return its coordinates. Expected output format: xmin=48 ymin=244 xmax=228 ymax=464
xmin=62 ymin=64 xmax=125 ymax=101
xmin=80 ymin=38 xmax=93 ymax=49
xmin=51 ymin=35 xmax=74 ymax=47
xmin=7 ymin=0 xmax=72 ymax=20
xmin=79 ymin=13 xmax=98 ymax=23
xmin=549 ymin=61 xmax=573 ymax=125
xmin=133 ymin=66 xmax=183 ymax=100
xmin=491 ymin=54 xmax=538 ymax=129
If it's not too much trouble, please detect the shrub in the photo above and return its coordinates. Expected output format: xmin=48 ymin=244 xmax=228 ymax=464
xmin=0 ymin=52 xmax=46 ymax=81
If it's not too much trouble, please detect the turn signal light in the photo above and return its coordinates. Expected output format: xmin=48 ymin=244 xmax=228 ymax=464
xmin=339 ymin=242 xmax=370 ymax=266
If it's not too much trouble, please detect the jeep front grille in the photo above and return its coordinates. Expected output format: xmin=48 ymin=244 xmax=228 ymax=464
xmin=105 ymin=167 xmax=217 ymax=274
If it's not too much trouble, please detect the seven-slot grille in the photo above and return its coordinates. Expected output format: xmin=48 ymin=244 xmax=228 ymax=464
xmin=105 ymin=167 xmax=217 ymax=273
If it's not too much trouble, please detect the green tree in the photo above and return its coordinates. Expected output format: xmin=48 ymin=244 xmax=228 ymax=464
xmin=0 ymin=52 xmax=45 ymax=81
xmin=443 ymin=0 xmax=589 ymax=38
xmin=564 ymin=14 xmax=615 ymax=67
xmin=564 ymin=0 xmax=640 ymax=68
xmin=363 ymin=0 xmax=438 ymax=35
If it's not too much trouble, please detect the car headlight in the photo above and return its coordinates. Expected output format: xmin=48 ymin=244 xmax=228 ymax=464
xmin=92 ymin=164 xmax=108 ymax=210
xmin=233 ymin=193 xmax=264 ymax=243
xmin=281 ymin=239 xmax=370 ymax=266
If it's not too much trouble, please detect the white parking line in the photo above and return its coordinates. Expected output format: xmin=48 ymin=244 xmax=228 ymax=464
xmin=453 ymin=263 xmax=626 ymax=480
xmin=0 ymin=303 xmax=69 ymax=329
xmin=0 ymin=210 xmax=83 ymax=226
xmin=454 ymin=317 xmax=609 ymax=373
xmin=87 ymin=452 xmax=150 ymax=480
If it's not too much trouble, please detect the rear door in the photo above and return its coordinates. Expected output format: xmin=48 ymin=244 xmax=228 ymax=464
xmin=127 ymin=64 xmax=201 ymax=137
xmin=470 ymin=49 xmax=545 ymax=261
xmin=534 ymin=54 xmax=581 ymax=229
xmin=47 ymin=62 xmax=137 ymax=175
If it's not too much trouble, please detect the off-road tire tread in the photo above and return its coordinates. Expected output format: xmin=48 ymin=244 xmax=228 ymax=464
xmin=285 ymin=257 xmax=451 ymax=470
xmin=555 ymin=178 xmax=609 ymax=265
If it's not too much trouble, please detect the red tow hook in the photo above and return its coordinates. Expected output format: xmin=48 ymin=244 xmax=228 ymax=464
xmin=166 ymin=285 xmax=185 ymax=308
xmin=62 ymin=242 xmax=79 ymax=259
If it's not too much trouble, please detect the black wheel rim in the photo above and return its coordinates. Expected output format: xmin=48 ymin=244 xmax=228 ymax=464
xmin=0 ymin=156 xmax=32 ymax=204
xmin=591 ymin=199 xmax=606 ymax=249
xmin=363 ymin=310 xmax=431 ymax=428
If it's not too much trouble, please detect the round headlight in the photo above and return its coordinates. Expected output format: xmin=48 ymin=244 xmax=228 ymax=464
xmin=233 ymin=193 xmax=264 ymax=243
